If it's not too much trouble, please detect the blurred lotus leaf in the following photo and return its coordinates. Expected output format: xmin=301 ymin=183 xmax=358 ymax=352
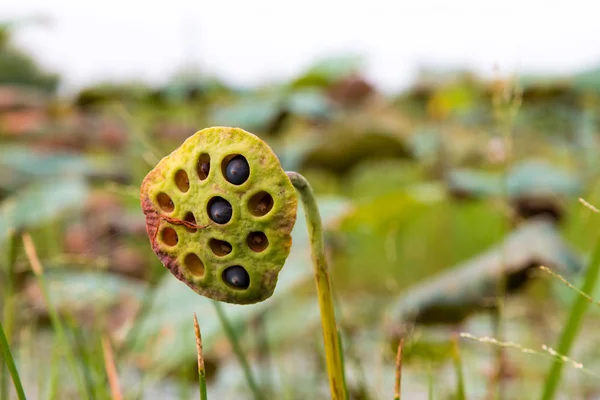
xmin=327 ymin=75 xmax=376 ymax=107
xmin=448 ymin=160 xmax=581 ymax=199
xmin=299 ymin=110 xmax=411 ymax=175
xmin=400 ymin=329 xmax=455 ymax=364
xmin=210 ymin=96 xmax=284 ymax=134
xmin=407 ymin=129 xmax=441 ymax=162
xmin=74 ymin=82 xmax=154 ymax=109
xmin=332 ymin=187 xmax=510 ymax=291
xmin=426 ymin=81 xmax=481 ymax=121
xmin=291 ymin=55 xmax=363 ymax=88
xmin=0 ymin=145 xmax=93 ymax=176
xmin=0 ymin=85 xmax=49 ymax=136
xmin=386 ymin=217 xmax=582 ymax=331
xmin=518 ymin=74 xmax=574 ymax=101
xmin=447 ymin=168 xmax=503 ymax=198
xmin=0 ymin=177 xmax=88 ymax=244
xmin=0 ymin=145 xmax=127 ymax=191
xmin=345 ymin=159 xmax=425 ymax=201
xmin=210 ymin=89 xmax=332 ymax=136
xmin=573 ymin=66 xmax=600 ymax=94
xmin=0 ymin=40 xmax=59 ymax=92
xmin=507 ymin=161 xmax=581 ymax=198
xmin=0 ymin=84 xmax=47 ymax=110
xmin=299 ymin=168 xmax=343 ymax=196
xmin=286 ymin=89 xmax=332 ymax=119
xmin=158 ymin=72 xmax=230 ymax=103
xmin=24 ymin=270 xmax=145 ymax=335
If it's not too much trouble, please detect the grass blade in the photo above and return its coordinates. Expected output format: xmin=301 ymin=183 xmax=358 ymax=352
xmin=460 ymin=332 xmax=598 ymax=377
xmin=46 ymin=341 xmax=60 ymax=400
xmin=22 ymin=233 xmax=89 ymax=400
xmin=193 ymin=313 xmax=208 ymax=400
xmin=68 ymin=319 xmax=95 ymax=400
xmin=393 ymin=338 xmax=404 ymax=400
xmin=539 ymin=266 xmax=600 ymax=307
xmin=1 ymin=230 xmax=19 ymax=400
xmin=211 ymin=301 xmax=263 ymax=400
xmin=427 ymin=362 xmax=434 ymax=400
xmin=540 ymin=235 xmax=600 ymax=400
xmin=0 ymin=320 xmax=25 ymax=400
xmin=101 ymin=336 xmax=122 ymax=400
xmin=451 ymin=336 xmax=466 ymax=400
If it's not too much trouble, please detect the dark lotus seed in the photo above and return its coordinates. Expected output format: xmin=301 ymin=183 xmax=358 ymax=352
xmin=225 ymin=155 xmax=250 ymax=185
xmin=208 ymin=197 xmax=232 ymax=224
xmin=223 ymin=266 xmax=250 ymax=289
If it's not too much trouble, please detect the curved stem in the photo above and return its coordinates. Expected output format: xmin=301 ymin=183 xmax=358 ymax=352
xmin=287 ymin=171 xmax=347 ymax=400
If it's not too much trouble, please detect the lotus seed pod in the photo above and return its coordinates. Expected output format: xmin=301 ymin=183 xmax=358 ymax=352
xmin=140 ymin=127 xmax=298 ymax=304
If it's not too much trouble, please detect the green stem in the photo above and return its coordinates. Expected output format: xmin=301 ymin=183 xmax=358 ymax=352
xmin=254 ymin=315 xmax=273 ymax=397
xmin=336 ymin=330 xmax=348 ymax=400
xmin=0 ymin=320 xmax=25 ymax=400
xmin=393 ymin=338 xmax=404 ymax=400
xmin=427 ymin=362 xmax=434 ymax=400
xmin=68 ymin=317 xmax=95 ymax=400
xmin=1 ymin=230 xmax=19 ymax=400
xmin=451 ymin=336 xmax=466 ymax=400
xmin=199 ymin=369 xmax=208 ymax=400
xmin=287 ymin=171 xmax=347 ymax=400
xmin=193 ymin=313 xmax=208 ymax=400
xmin=211 ymin=301 xmax=262 ymax=400
xmin=540 ymin=235 xmax=600 ymax=400
xmin=46 ymin=341 xmax=60 ymax=400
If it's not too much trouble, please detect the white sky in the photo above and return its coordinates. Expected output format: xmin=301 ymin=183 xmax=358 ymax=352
xmin=2 ymin=0 xmax=600 ymax=92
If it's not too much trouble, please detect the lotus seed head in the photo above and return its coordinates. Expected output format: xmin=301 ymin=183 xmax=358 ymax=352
xmin=140 ymin=126 xmax=298 ymax=304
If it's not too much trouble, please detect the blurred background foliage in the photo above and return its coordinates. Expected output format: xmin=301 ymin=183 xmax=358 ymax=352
xmin=1 ymin=18 xmax=600 ymax=399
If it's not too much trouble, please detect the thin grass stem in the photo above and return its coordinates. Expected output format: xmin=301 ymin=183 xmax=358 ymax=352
xmin=101 ymin=336 xmax=122 ymax=400
xmin=393 ymin=338 xmax=404 ymax=400
xmin=460 ymin=333 xmax=598 ymax=378
xmin=193 ymin=313 xmax=208 ymax=400
xmin=211 ymin=301 xmax=262 ymax=400
xmin=0 ymin=320 xmax=25 ymax=400
xmin=540 ymin=235 xmax=600 ymax=400
xmin=1 ymin=230 xmax=19 ymax=400
xmin=46 ymin=341 xmax=60 ymax=400
xmin=21 ymin=233 xmax=89 ymax=400
xmin=451 ymin=336 xmax=466 ymax=400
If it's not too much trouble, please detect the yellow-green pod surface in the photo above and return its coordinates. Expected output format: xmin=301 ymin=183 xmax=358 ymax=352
xmin=140 ymin=127 xmax=297 ymax=304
